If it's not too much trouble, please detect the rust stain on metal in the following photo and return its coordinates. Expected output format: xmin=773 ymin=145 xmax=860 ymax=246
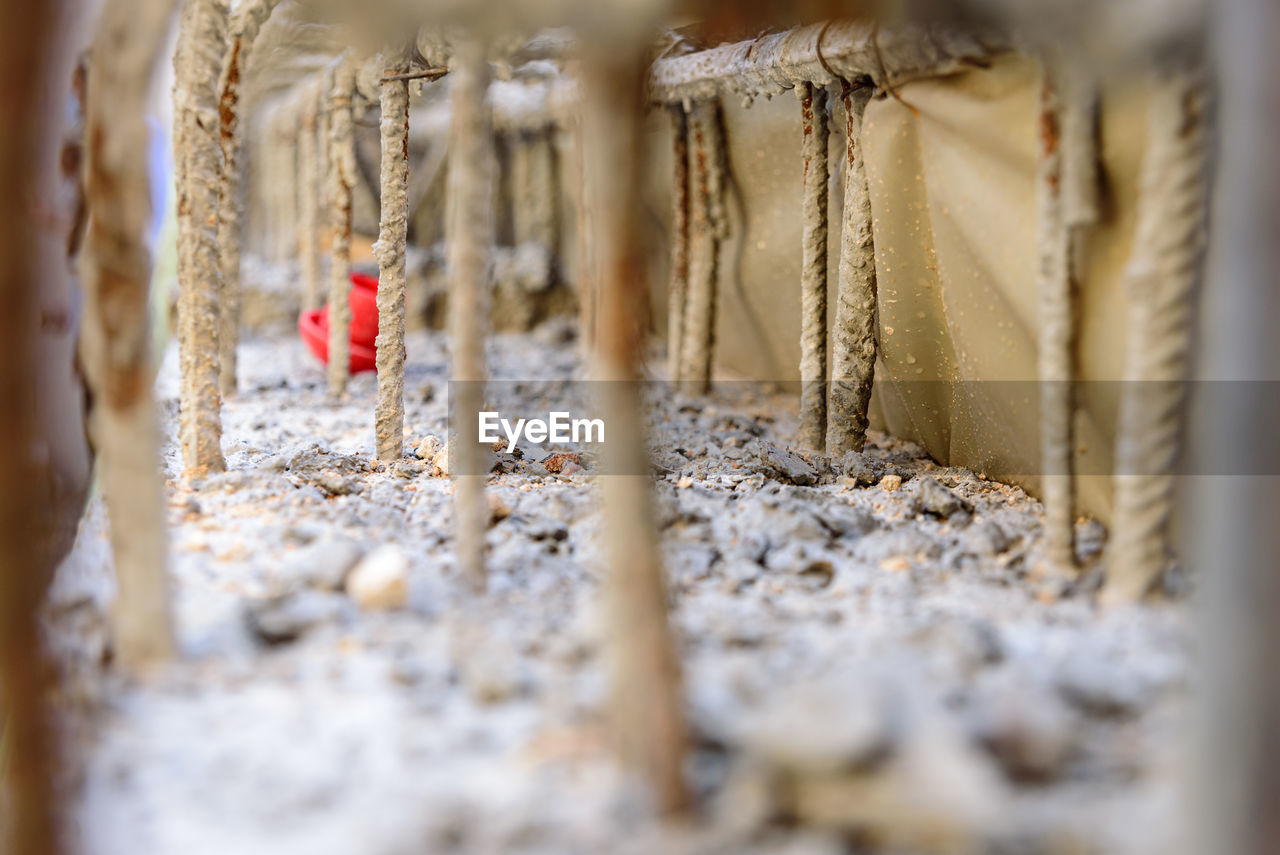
xmin=218 ymin=40 xmax=242 ymax=145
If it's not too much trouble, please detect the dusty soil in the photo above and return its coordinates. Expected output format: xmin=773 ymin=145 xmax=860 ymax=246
xmin=49 ymin=316 xmax=1193 ymax=855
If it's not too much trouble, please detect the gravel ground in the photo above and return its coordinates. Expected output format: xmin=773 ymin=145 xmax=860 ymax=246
xmin=48 ymin=319 xmax=1193 ymax=855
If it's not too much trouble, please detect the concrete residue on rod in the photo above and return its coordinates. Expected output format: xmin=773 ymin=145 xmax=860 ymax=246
xmin=647 ymin=21 xmax=1000 ymax=107
xmin=798 ymin=81 xmax=830 ymax=453
xmin=447 ymin=39 xmax=494 ymax=593
xmin=583 ymin=48 xmax=691 ymax=818
xmin=79 ymin=0 xmax=178 ymax=670
xmin=666 ymin=104 xmax=690 ymax=378
xmin=679 ymin=98 xmax=725 ymax=393
xmin=1038 ymin=61 xmax=1099 ymax=573
xmin=374 ymin=46 xmax=411 ymax=461
xmin=826 ymin=84 xmax=876 ymax=456
xmin=173 ymin=0 xmax=228 ymax=472
xmin=1035 ymin=63 xmax=1073 ymax=571
xmin=215 ymin=0 xmax=280 ymax=398
xmin=1106 ymin=67 xmax=1211 ymax=604
xmin=327 ymin=55 xmax=357 ymax=398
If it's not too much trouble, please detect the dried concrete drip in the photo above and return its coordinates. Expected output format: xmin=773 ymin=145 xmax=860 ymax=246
xmin=1108 ymin=68 xmax=1211 ymax=603
xmin=77 ymin=0 xmax=177 ymax=669
xmin=446 ymin=40 xmax=494 ymax=593
xmin=1039 ymin=63 xmax=1099 ymax=574
xmin=215 ymin=0 xmax=281 ymax=398
xmin=647 ymin=21 xmax=1001 ymax=106
xmin=582 ymin=51 xmax=690 ymax=816
xmin=679 ymin=99 xmax=725 ymax=392
xmin=827 ymin=86 xmax=876 ymax=457
xmin=173 ymin=0 xmax=228 ymax=473
xmin=667 ymin=105 xmax=690 ymax=376
xmin=374 ymin=47 xmax=412 ymax=462
xmin=798 ymin=82 xmax=830 ymax=453
xmin=297 ymin=81 xmax=322 ymax=312
xmin=327 ymin=56 xmax=357 ymax=398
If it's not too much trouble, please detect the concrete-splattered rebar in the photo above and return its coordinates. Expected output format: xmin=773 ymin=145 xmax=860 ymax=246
xmin=81 ymin=0 xmax=179 ymax=672
xmin=798 ymin=81 xmax=830 ymax=453
xmin=447 ymin=39 xmax=493 ymax=593
xmin=827 ymin=84 xmax=876 ymax=456
xmin=679 ymin=99 xmax=724 ymax=392
xmin=173 ymin=0 xmax=229 ymax=472
xmin=584 ymin=47 xmax=691 ymax=818
xmin=374 ymin=46 xmax=412 ymax=461
xmin=327 ymin=56 xmax=357 ymax=398
xmin=1039 ymin=62 xmax=1099 ymax=573
xmin=666 ymin=104 xmax=690 ymax=378
xmin=215 ymin=0 xmax=280 ymax=398
xmin=647 ymin=22 xmax=1001 ymax=107
xmin=1106 ymin=67 xmax=1212 ymax=603
xmin=1036 ymin=65 xmax=1073 ymax=570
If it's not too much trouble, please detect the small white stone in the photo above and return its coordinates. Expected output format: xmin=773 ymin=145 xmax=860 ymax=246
xmin=415 ymin=435 xmax=443 ymax=463
xmin=345 ymin=545 xmax=410 ymax=611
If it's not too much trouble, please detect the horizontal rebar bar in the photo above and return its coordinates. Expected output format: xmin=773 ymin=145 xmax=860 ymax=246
xmin=647 ymin=22 xmax=1001 ymax=105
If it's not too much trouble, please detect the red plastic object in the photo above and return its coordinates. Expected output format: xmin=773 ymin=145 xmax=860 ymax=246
xmin=298 ymin=308 xmax=378 ymax=373
xmin=348 ymin=271 xmax=380 ymax=344
xmin=298 ymin=271 xmax=388 ymax=373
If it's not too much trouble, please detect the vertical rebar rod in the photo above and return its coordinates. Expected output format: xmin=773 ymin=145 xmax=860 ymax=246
xmin=0 ymin=1 xmax=73 ymax=852
xmin=173 ymin=0 xmax=228 ymax=472
xmin=584 ymin=47 xmax=691 ymax=818
xmin=215 ymin=0 xmax=280 ymax=398
xmin=375 ymin=46 xmax=411 ymax=461
xmin=1036 ymin=65 xmax=1074 ymax=570
xmin=327 ymin=56 xmax=356 ymax=398
xmin=447 ymin=39 xmax=492 ymax=593
xmin=798 ymin=82 xmax=830 ymax=453
xmin=82 ymin=0 xmax=179 ymax=671
xmin=827 ymin=84 xmax=876 ymax=456
xmin=666 ymin=104 xmax=690 ymax=379
xmin=1195 ymin=1 xmax=1280 ymax=850
xmin=1106 ymin=68 xmax=1211 ymax=603
xmin=1041 ymin=63 xmax=1100 ymax=573
xmin=680 ymin=99 xmax=722 ymax=392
